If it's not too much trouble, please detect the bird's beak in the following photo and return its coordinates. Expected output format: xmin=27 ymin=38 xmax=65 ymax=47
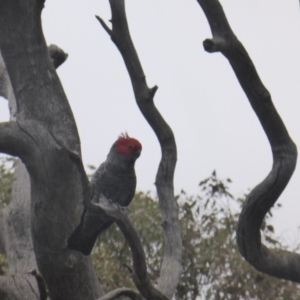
xmin=135 ymin=148 xmax=141 ymax=158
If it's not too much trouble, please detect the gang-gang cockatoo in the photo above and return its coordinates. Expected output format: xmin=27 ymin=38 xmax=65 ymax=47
xmin=67 ymin=133 xmax=142 ymax=255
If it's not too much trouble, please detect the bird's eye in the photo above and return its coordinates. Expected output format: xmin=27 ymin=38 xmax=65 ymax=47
xmin=128 ymin=145 xmax=133 ymax=149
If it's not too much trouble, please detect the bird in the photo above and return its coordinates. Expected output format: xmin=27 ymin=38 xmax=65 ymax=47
xmin=67 ymin=133 xmax=142 ymax=255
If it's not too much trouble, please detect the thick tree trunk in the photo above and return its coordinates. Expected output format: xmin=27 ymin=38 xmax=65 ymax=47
xmin=0 ymin=48 xmax=43 ymax=300
xmin=0 ymin=1 xmax=103 ymax=299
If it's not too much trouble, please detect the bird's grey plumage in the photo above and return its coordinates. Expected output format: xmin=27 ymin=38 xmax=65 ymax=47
xmin=67 ymin=134 xmax=141 ymax=255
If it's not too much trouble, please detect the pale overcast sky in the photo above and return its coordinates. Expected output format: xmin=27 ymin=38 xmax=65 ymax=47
xmin=0 ymin=1 xmax=299 ymax=239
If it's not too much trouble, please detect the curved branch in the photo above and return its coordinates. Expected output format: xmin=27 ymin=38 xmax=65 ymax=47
xmin=0 ymin=121 xmax=34 ymax=159
xmin=197 ymin=0 xmax=298 ymax=282
xmin=0 ymin=1 xmax=80 ymax=155
xmin=70 ymin=152 xmax=169 ymax=300
xmin=96 ymin=0 xmax=182 ymax=297
xmin=97 ymin=287 xmax=142 ymax=300
xmin=0 ymin=42 xmax=73 ymax=299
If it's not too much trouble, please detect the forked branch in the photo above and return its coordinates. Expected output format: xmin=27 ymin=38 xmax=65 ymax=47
xmin=0 ymin=44 xmax=81 ymax=300
xmin=70 ymin=150 xmax=169 ymax=300
xmin=197 ymin=0 xmax=299 ymax=282
xmin=96 ymin=0 xmax=182 ymax=298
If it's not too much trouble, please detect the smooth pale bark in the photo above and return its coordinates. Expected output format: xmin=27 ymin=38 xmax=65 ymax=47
xmin=0 ymin=51 xmax=43 ymax=300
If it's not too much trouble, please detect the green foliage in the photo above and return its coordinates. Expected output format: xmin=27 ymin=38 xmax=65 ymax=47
xmin=176 ymin=171 xmax=300 ymax=300
xmin=92 ymin=192 xmax=163 ymax=291
xmin=0 ymin=156 xmax=16 ymax=275
xmin=0 ymin=253 xmax=8 ymax=275
xmin=0 ymin=159 xmax=298 ymax=298
xmin=92 ymin=171 xmax=300 ymax=299
xmin=0 ymin=156 xmax=16 ymax=209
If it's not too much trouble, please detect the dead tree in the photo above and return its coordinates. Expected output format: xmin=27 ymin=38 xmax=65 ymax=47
xmin=0 ymin=0 xmax=297 ymax=299
xmin=0 ymin=1 xmax=103 ymax=299
xmin=197 ymin=0 xmax=298 ymax=283
xmin=0 ymin=0 xmax=181 ymax=299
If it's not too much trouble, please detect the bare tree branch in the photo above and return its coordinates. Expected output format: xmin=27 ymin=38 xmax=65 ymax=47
xmin=68 ymin=154 xmax=170 ymax=300
xmin=97 ymin=287 xmax=143 ymax=300
xmin=0 ymin=122 xmax=35 ymax=159
xmin=197 ymin=0 xmax=299 ymax=282
xmin=0 ymin=153 xmax=41 ymax=300
xmin=0 ymin=2 xmax=80 ymax=155
xmin=4 ymin=161 xmax=36 ymax=273
xmin=98 ymin=197 xmax=170 ymax=300
xmin=96 ymin=0 xmax=182 ymax=297
xmin=0 ymin=52 xmax=9 ymax=100
xmin=0 ymin=45 xmax=69 ymax=300
xmin=0 ymin=50 xmax=16 ymax=119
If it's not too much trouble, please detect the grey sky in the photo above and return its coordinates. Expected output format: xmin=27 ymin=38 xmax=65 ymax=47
xmin=0 ymin=1 xmax=299 ymax=239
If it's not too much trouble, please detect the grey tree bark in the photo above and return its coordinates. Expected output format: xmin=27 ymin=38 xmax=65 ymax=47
xmin=0 ymin=0 xmax=181 ymax=298
xmin=0 ymin=1 xmax=103 ymax=299
xmin=197 ymin=0 xmax=298 ymax=283
xmin=0 ymin=0 xmax=181 ymax=299
xmin=96 ymin=0 xmax=182 ymax=298
xmin=0 ymin=0 xmax=297 ymax=299
xmin=0 ymin=45 xmax=46 ymax=299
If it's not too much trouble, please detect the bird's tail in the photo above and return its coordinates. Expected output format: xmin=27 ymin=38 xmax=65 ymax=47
xmin=67 ymin=223 xmax=99 ymax=256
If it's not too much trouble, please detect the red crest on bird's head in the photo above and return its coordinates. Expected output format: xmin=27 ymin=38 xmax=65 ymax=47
xmin=115 ymin=132 xmax=142 ymax=157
